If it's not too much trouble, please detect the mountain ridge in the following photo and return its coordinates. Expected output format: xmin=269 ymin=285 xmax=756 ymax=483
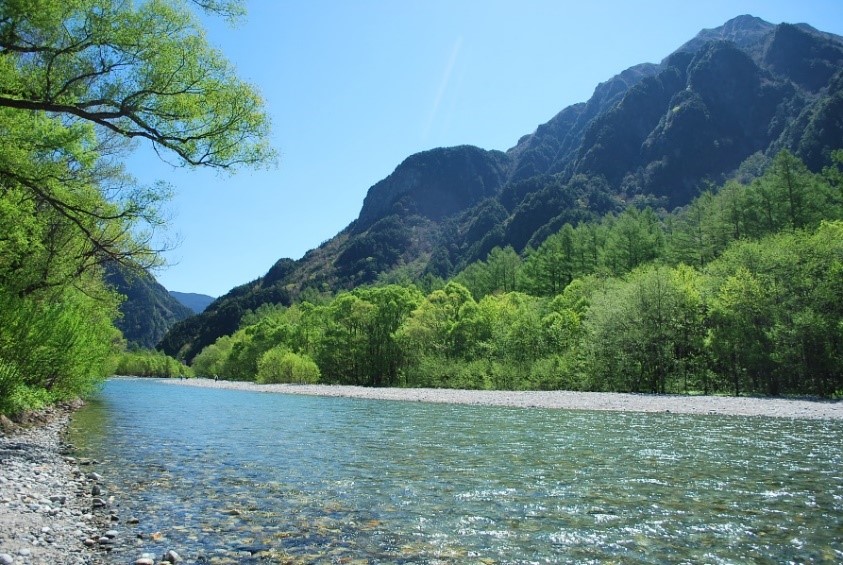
xmin=170 ymin=291 xmax=216 ymax=314
xmin=159 ymin=15 xmax=843 ymax=362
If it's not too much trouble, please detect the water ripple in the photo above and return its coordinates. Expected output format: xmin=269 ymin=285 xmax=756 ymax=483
xmin=68 ymin=379 xmax=843 ymax=563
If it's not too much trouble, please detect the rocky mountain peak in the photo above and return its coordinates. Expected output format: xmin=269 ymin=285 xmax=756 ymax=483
xmin=672 ymin=14 xmax=775 ymax=56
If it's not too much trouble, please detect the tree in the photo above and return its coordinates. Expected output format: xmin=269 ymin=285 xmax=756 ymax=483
xmin=0 ymin=0 xmax=272 ymax=287
xmin=584 ymin=265 xmax=707 ymax=394
xmin=0 ymin=0 xmax=272 ymax=412
xmin=317 ymin=293 xmax=375 ymax=384
xmin=354 ymin=285 xmax=424 ymax=386
xmin=600 ymin=207 xmax=664 ymax=276
xmin=520 ymin=227 xmax=575 ymax=297
xmin=189 ymin=335 xmax=234 ymax=378
xmin=454 ymin=246 xmax=521 ymax=299
xmin=706 ymin=222 xmax=843 ymax=395
xmin=257 ymin=348 xmax=320 ymax=384
xmin=0 ymin=1 xmax=271 ymax=168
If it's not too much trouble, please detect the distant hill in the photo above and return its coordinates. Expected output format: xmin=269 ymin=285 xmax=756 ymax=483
xmin=160 ymin=15 xmax=843 ymax=362
xmin=104 ymin=264 xmax=195 ymax=349
xmin=169 ymin=291 xmax=215 ymax=314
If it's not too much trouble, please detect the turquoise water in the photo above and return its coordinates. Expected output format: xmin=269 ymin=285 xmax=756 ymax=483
xmin=68 ymin=378 xmax=843 ymax=564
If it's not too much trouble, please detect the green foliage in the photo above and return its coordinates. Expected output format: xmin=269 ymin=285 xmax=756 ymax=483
xmin=0 ymin=0 xmax=270 ymax=414
xmin=0 ymin=0 xmax=272 ymax=170
xmin=0 ymin=279 xmax=121 ymax=414
xmin=113 ymin=350 xmax=192 ymax=378
xmin=256 ymin=348 xmax=320 ymax=384
xmin=187 ymin=151 xmax=843 ymax=397
xmin=584 ymin=265 xmax=707 ymax=393
xmin=191 ymin=335 xmax=235 ymax=378
xmin=706 ymin=221 xmax=843 ymax=395
xmin=454 ymin=246 xmax=522 ymax=299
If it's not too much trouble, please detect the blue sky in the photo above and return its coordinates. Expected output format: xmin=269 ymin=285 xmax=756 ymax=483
xmin=130 ymin=0 xmax=843 ymax=297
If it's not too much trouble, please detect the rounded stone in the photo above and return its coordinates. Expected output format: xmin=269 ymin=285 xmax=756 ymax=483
xmin=0 ymin=553 xmax=13 ymax=565
xmin=162 ymin=549 xmax=183 ymax=563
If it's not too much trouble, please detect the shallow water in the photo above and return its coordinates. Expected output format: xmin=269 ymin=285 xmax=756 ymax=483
xmin=68 ymin=378 xmax=843 ymax=563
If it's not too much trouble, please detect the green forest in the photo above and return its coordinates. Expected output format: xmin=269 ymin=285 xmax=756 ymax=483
xmin=191 ymin=150 xmax=843 ymax=397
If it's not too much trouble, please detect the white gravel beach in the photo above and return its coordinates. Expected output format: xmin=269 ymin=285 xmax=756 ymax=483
xmin=165 ymin=378 xmax=843 ymax=420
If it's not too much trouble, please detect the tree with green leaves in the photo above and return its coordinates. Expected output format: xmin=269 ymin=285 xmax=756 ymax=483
xmin=0 ymin=0 xmax=272 ymax=276
xmin=584 ymin=265 xmax=708 ymax=394
xmin=600 ymin=207 xmax=664 ymax=276
xmin=0 ymin=0 xmax=272 ymax=412
xmin=257 ymin=347 xmax=320 ymax=384
xmin=706 ymin=222 xmax=843 ymax=395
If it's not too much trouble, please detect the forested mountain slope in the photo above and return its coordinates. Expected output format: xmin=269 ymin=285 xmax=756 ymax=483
xmin=160 ymin=15 xmax=843 ymax=362
xmin=105 ymin=265 xmax=195 ymax=349
xmin=170 ymin=291 xmax=216 ymax=314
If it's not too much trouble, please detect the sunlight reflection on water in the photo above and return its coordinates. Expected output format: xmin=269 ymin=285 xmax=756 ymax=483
xmin=69 ymin=378 xmax=843 ymax=563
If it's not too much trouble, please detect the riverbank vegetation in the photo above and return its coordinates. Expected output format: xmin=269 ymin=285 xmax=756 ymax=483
xmin=0 ymin=0 xmax=271 ymax=415
xmin=192 ymin=151 xmax=843 ymax=397
xmin=113 ymin=350 xmax=193 ymax=379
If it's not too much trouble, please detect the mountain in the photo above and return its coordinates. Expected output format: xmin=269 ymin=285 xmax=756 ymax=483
xmin=105 ymin=264 xmax=195 ymax=349
xmin=160 ymin=15 xmax=843 ymax=362
xmin=170 ymin=291 xmax=216 ymax=314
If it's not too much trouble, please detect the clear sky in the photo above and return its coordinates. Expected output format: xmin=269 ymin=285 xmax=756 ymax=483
xmin=130 ymin=0 xmax=843 ymax=297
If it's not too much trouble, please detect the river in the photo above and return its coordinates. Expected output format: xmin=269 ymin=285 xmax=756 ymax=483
xmin=67 ymin=378 xmax=843 ymax=563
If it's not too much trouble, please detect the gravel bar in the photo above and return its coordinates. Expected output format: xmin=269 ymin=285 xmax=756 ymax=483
xmin=0 ymin=405 xmax=117 ymax=565
xmin=162 ymin=378 xmax=843 ymax=420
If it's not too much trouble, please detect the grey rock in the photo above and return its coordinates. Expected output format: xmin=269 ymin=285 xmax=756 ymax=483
xmin=0 ymin=553 xmax=13 ymax=565
xmin=162 ymin=549 xmax=183 ymax=563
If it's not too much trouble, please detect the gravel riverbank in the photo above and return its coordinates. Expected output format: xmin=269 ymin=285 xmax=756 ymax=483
xmin=164 ymin=378 xmax=843 ymax=420
xmin=0 ymin=406 xmax=176 ymax=565
xmin=0 ymin=405 xmax=113 ymax=565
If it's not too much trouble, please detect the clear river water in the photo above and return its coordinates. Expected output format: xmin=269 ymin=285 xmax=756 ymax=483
xmin=67 ymin=378 xmax=842 ymax=564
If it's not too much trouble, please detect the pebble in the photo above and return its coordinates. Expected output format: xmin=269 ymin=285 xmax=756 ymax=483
xmin=0 ymin=406 xmax=122 ymax=564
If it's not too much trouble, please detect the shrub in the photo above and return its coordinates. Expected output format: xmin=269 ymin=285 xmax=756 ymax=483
xmin=257 ymin=348 xmax=320 ymax=384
